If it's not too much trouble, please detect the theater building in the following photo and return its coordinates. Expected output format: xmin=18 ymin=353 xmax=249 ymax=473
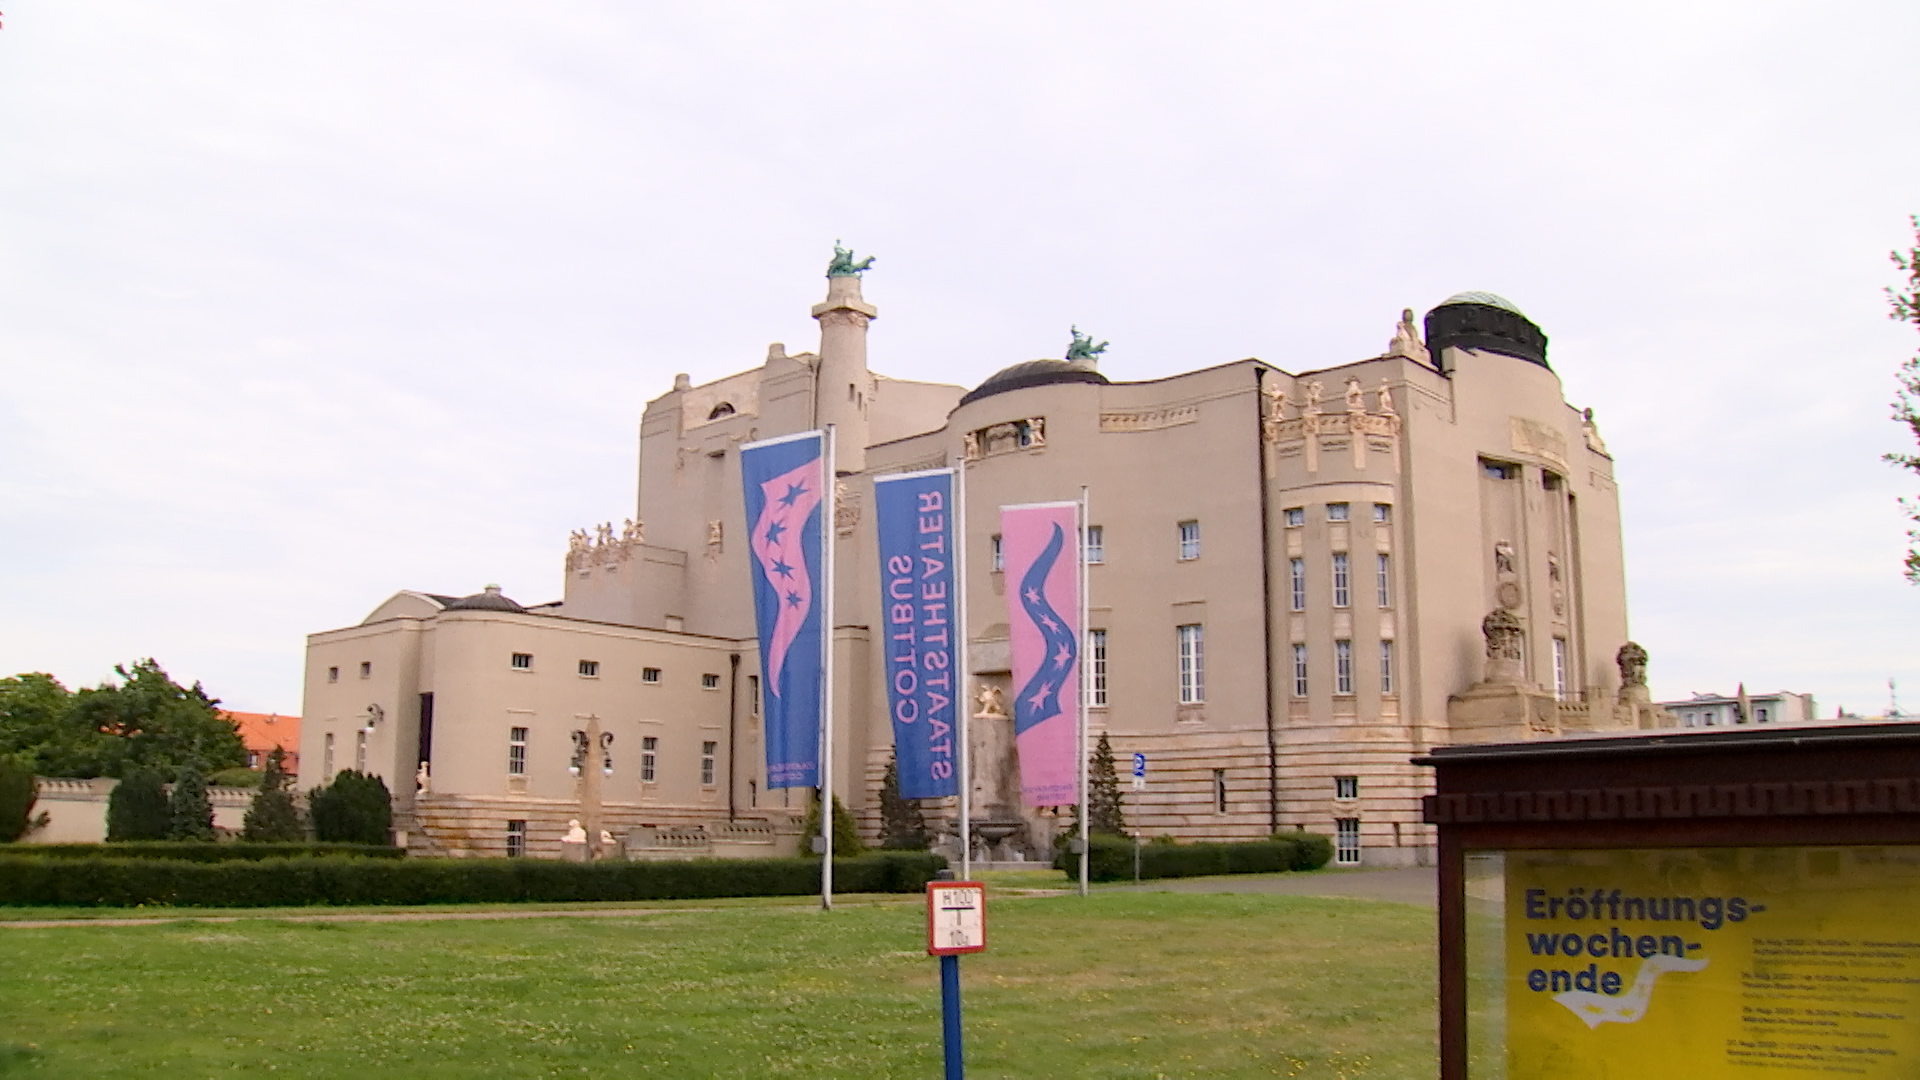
xmin=300 ymin=256 xmax=1643 ymax=866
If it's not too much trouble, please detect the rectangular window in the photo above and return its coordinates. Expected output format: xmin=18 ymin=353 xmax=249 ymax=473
xmin=323 ymin=732 xmax=334 ymax=777
xmin=642 ymin=667 xmax=661 ymax=684
xmin=506 ymin=820 xmax=527 ymax=858
xmin=1377 ymin=554 xmax=1391 ymax=608
xmin=1335 ymin=775 xmax=1359 ymax=800
xmin=354 ymin=730 xmax=367 ymax=772
xmin=1335 ymin=818 xmax=1362 ymax=865
xmin=1327 ymin=502 xmax=1350 ymax=522
xmin=1178 ymin=520 xmax=1201 ymax=560
xmin=1177 ymin=623 xmax=1205 ymax=704
xmin=1284 ymin=507 xmax=1305 ymax=528
xmin=1335 ymin=640 xmax=1353 ymax=695
xmin=327 ymin=666 xmax=339 ymax=683
xmin=1553 ymin=637 xmax=1570 ymax=696
xmin=991 ymin=535 xmax=1003 ymax=572
xmin=1373 ymin=503 xmax=1391 ymax=524
xmin=1289 ymin=558 xmax=1306 ymax=611
xmin=511 ymin=653 xmax=533 ymax=670
xmin=1088 ymin=629 xmax=1108 ymax=707
xmin=1757 ymin=706 xmax=1770 ymax=723
xmin=702 ymin=673 xmax=721 ymax=690
xmin=1331 ymin=553 xmax=1350 ymax=608
xmin=1483 ymin=460 xmax=1516 ymax=480
xmin=508 ymin=726 xmax=528 ymax=775
xmin=247 ymin=751 xmax=260 ymax=769
xmin=1084 ymin=525 xmax=1104 ymax=564
xmin=1292 ymin=644 xmax=1308 ymax=697
xmin=578 ymin=660 xmax=599 ymax=677
xmin=700 ymin=741 xmax=717 ymax=786
xmin=641 ymin=736 xmax=657 ymax=783
xmin=359 ymin=661 xmax=372 ymax=679
xmin=748 ymin=675 xmax=760 ymax=715
xmin=1213 ymin=769 xmax=1228 ymax=813
xmin=1380 ymin=640 xmax=1395 ymax=695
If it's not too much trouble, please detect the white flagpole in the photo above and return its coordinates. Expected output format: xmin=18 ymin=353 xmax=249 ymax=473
xmin=953 ymin=465 xmax=972 ymax=882
xmin=820 ymin=425 xmax=836 ymax=910
xmin=1078 ymin=485 xmax=1090 ymax=898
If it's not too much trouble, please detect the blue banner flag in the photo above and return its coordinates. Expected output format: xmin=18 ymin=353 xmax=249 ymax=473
xmin=873 ymin=469 xmax=961 ymax=800
xmin=741 ymin=430 xmax=828 ymax=789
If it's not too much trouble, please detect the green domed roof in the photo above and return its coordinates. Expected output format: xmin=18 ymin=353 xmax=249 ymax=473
xmin=1441 ymin=291 xmax=1525 ymax=317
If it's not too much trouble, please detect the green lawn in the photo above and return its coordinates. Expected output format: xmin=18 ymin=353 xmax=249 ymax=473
xmin=0 ymin=892 xmax=1435 ymax=1078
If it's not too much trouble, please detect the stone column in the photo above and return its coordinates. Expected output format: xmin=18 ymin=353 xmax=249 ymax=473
xmin=811 ymin=272 xmax=876 ymax=474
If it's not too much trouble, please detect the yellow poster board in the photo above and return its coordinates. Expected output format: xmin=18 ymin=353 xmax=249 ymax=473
xmin=1504 ymin=846 xmax=1920 ymax=1078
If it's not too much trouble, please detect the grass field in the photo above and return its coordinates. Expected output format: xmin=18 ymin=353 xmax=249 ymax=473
xmin=0 ymin=890 xmax=1436 ymax=1078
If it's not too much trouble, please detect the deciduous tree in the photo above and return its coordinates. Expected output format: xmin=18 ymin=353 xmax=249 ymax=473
xmin=1888 ymin=216 xmax=1920 ymax=584
xmin=0 ymin=754 xmax=48 ymax=842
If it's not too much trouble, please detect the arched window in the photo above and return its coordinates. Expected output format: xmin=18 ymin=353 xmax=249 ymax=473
xmin=707 ymin=402 xmax=736 ymax=420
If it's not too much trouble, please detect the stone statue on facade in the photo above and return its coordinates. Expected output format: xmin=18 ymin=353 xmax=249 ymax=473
xmin=1386 ymin=308 xmax=1428 ymax=362
xmin=1376 ymin=377 xmax=1396 ymax=416
xmin=1344 ymin=377 xmax=1366 ymax=413
xmin=415 ymin=761 xmax=431 ymax=796
xmin=564 ymin=819 xmax=587 ymax=843
xmin=1065 ymin=326 xmax=1109 ymax=364
xmin=1482 ymin=608 xmax=1524 ymax=662
xmin=1582 ymin=407 xmax=1609 ymax=454
xmin=1025 ymin=417 xmax=1046 ymax=447
xmin=622 ymin=518 xmax=644 ymax=545
xmin=1494 ymin=540 xmax=1516 ymax=574
xmin=1266 ymin=382 xmax=1289 ymax=422
xmin=974 ymin=684 xmax=1008 ymax=719
xmin=1303 ymin=380 xmax=1324 ymax=417
xmin=1616 ymin=641 xmax=1648 ymax=688
xmin=827 ymin=242 xmax=875 ymax=277
xmin=706 ymin=520 xmax=724 ymax=547
xmin=595 ymin=522 xmax=614 ymax=547
xmin=962 ymin=430 xmax=981 ymax=461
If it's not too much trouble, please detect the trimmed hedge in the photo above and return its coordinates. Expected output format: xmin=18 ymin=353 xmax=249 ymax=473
xmin=1055 ymin=834 xmax=1334 ymax=882
xmin=0 ymin=851 xmax=947 ymax=908
xmin=17 ymin=842 xmax=402 ymax=863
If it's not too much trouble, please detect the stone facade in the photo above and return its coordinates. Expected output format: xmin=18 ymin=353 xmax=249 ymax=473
xmin=300 ymin=265 xmax=1641 ymax=868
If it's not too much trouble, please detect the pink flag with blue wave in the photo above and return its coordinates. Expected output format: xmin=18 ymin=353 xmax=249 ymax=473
xmin=1001 ymin=501 xmax=1081 ymax=807
xmin=741 ymin=430 xmax=827 ymax=789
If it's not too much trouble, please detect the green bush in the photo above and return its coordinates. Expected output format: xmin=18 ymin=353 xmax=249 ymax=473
xmin=309 ymin=770 xmax=392 ymax=845
xmin=242 ymin=748 xmax=304 ymax=842
xmin=106 ymin=767 xmax=170 ymax=841
xmin=0 ymin=755 xmax=44 ymax=842
xmin=209 ymin=767 xmax=264 ymax=789
xmin=798 ymin=791 xmax=865 ymax=856
xmin=13 ymin=842 xmax=402 ymax=862
xmin=0 ymin=851 xmax=946 ymax=907
xmin=1054 ymin=835 xmax=1328 ymax=882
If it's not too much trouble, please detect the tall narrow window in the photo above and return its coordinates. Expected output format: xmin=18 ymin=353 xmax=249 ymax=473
xmin=506 ymin=820 xmax=527 ymax=858
xmin=508 ymin=726 xmax=528 ymax=775
xmin=1327 ymin=502 xmax=1350 ymax=522
xmin=1289 ymin=558 xmax=1306 ymax=611
xmin=1373 ymin=503 xmax=1391 ymax=524
xmin=1284 ymin=507 xmax=1305 ymax=528
xmin=749 ymin=780 xmax=758 ymax=808
xmin=359 ymin=661 xmax=371 ymax=679
xmin=1335 ymin=640 xmax=1353 ymax=695
xmin=700 ymin=741 xmax=717 ymax=786
xmin=327 ymin=666 xmax=339 ymax=683
xmin=323 ymin=732 xmax=335 ymax=777
xmin=1335 ymin=819 xmax=1362 ymax=865
xmin=1380 ymin=640 xmax=1395 ymax=695
xmin=1292 ymin=644 xmax=1309 ymax=697
xmin=1178 ymin=520 xmax=1201 ymax=560
xmin=1553 ymin=638 xmax=1570 ymax=696
xmin=1212 ymin=769 xmax=1228 ymax=813
xmin=748 ymin=675 xmax=760 ymax=715
xmin=355 ymin=730 xmax=368 ymax=772
xmin=1376 ymin=554 xmax=1391 ymax=608
xmin=991 ymin=535 xmax=1003 ymax=572
xmin=1332 ymin=553 xmax=1350 ymax=608
xmin=1335 ymin=776 xmax=1359 ymax=800
xmin=641 ymin=736 xmax=658 ymax=783
xmin=1088 ymin=629 xmax=1108 ymax=707
xmin=1177 ymin=624 xmax=1205 ymax=704
xmin=1084 ymin=526 xmax=1105 ymax=564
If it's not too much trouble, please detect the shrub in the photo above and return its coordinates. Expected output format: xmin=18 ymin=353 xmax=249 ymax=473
xmin=12 ymin=842 xmax=403 ymax=862
xmin=798 ymin=790 xmax=865 ymax=856
xmin=1054 ymin=835 xmax=1325 ymax=882
xmin=0 ymin=851 xmax=946 ymax=908
xmin=0 ymin=755 xmax=46 ymax=842
xmin=1287 ymin=832 xmax=1334 ymax=870
xmin=167 ymin=767 xmax=215 ymax=841
xmin=242 ymin=748 xmax=304 ymax=842
xmin=106 ymin=767 xmax=170 ymax=841
xmin=210 ymin=767 xmax=264 ymax=789
xmin=309 ymin=771 xmax=392 ymax=845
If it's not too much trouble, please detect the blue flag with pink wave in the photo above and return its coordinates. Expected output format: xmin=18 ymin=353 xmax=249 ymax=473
xmin=741 ymin=430 xmax=827 ymax=789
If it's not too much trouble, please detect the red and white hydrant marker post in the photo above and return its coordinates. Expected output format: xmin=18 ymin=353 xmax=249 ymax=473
xmin=927 ymin=880 xmax=986 ymax=1079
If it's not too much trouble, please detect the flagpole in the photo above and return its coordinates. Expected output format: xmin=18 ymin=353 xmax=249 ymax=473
xmin=1078 ymin=485 xmax=1090 ymax=898
xmin=821 ymin=424 xmax=837 ymax=911
xmin=954 ymin=464 xmax=972 ymax=882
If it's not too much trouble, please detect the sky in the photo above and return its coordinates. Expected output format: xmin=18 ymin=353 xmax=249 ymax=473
xmin=2 ymin=2 xmax=1916 ymax=717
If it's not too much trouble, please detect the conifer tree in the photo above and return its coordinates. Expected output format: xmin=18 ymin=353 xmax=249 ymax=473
xmin=1087 ymin=731 xmax=1127 ymax=837
xmin=309 ymin=770 xmax=392 ymax=845
xmin=799 ymin=788 xmax=865 ymax=856
xmin=877 ymin=752 xmax=929 ymax=850
xmin=167 ymin=766 xmax=216 ymax=841
xmin=106 ymin=766 xmax=170 ymax=841
xmin=242 ymin=748 xmax=305 ymax=842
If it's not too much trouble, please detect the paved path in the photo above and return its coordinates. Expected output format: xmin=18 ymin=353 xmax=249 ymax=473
xmin=1111 ymin=866 xmax=1436 ymax=907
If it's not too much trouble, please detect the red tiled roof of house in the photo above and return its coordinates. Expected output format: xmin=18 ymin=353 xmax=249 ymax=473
xmin=225 ymin=711 xmax=301 ymax=770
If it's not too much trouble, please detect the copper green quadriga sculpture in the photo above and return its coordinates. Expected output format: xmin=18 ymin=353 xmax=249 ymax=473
xmin=827 ymin=242 xmax=875 ymax=277
xmin=1066 ymin=325 xmax=1109 ymax=363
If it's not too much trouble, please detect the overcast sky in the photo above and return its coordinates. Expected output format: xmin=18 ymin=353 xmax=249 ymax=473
xmin=3 ymin=2 xmax=1916 ymax=717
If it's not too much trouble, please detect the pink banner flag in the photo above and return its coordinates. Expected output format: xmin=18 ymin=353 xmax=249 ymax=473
xmin=1000 ymin=501 xmax=1081 ymax=808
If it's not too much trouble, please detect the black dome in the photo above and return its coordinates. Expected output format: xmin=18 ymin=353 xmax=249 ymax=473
xmin=1424 ymin=294 xmax=1549 ymax=370
xmin=958 ymin=359 xmax=1109 ymax=407
xmin=445 ymin=585 xmax=524 ymax=612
